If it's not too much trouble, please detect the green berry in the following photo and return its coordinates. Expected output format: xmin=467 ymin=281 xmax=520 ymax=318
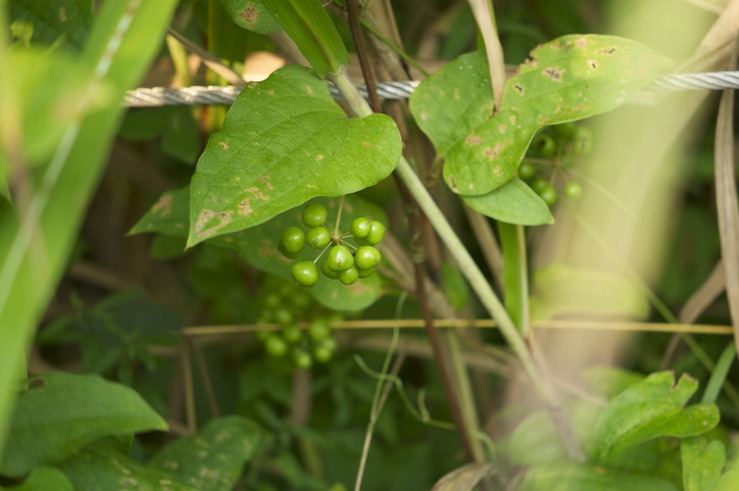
xmin=281 ymin=226 xmax=306 ymax=254
xmin=518 ymin=161 xmax=537 ymax=180
xmin=265 ymin=293 xmax=281 ymax=309
xmin=321 ymin=258 xmax=339 ymax=279
xmin=265 ymin=334 xmax=288 ymax=357
xmin=315 ymin=336 xmax=338 ymax=354
xmin=302 ymin=203 xmax=327 ymax=228
xmin=292 ymin=261 xmax=318 ymax=287
xmin=538 ymin=184 xmax=558 ymax=206
xmin=293 ymin=349 xmax=313 ymax=369
xmin=532 ymin=177 xmax=549 ymax=194
xmin=533 ymin=134 xmax=556 ymax=156
xmin=573 ymin=126 xmax=593 ymax=155
xmin=355 ymin=246 xmax=381 ymax=270
xmin=357 ymin=266 xmax=376 ymax=278
xmin=338 ymin=266 xmax=359 ymax=285
xmin=308 ymin=319 xmax=331 ymax=341
xmin=283 ymin=324 xmax=302 ymax=343
xmin=351 ymin=217 xmax=371 ymax=238
xmin=312 ymin=344 xmax=334 ymax=363
xmin=273 ymin=307 xmax=293 ymax=326
xmin=366 ymin=221 xmax=386 ymax=245
xmin=327 ymin=244 xmax=354 ymax=272
xmin=306 ymin=226 xmax=331 ymax=248
xmin=565 ymin=181 xmax=583 ymax=200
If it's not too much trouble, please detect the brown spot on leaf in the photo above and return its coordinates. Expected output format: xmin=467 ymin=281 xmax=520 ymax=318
xmin=266 ymin=89 xmax=275 ymax=96
xmin=219 ymin=141 xmax=229 ymax=150
xmin=575 ymin=37 xmax=588 ymax=48
xmin=492 ymin=165 xmax=503 ymax=177
xmin=306 ymin=86 xmax=313 ymax=94
xmin=151 ymin=194 xmax=172 ymax=216
xmin=59 ymin=7 xmax=67 ymax=21
xmin=588 ymin=60 xmax=597 ymax=69
xmin=246 ymin=82 xmax=257 ymax=90
xmin=598 ymin=47 xmax=617 ymax=55
xmin=514 ymin=83 xmax=525 ymax=95
xmin=194 ymin=209 xmax=216 ymax=236
xmin=240 ymin=4 xmax=259 ymax=28
xmin=362 ymin=141 xmax=370 ymax=148
xmin=238 ymin=199 xmax=253 ymax=216
xmin=483 ymin=144 xmax=502 ymax=160
xmin=543 ymin=67 xmax=564 ymax=81
xmin=450 ymin=176 xmax=458 ymax=191
xmin=499 ymin=124 xmax=507 ymax=134
xmin=466 ymin=134 xmax=481 ymax=146
xmin=524 ymin=55 xmax=538 ymax=68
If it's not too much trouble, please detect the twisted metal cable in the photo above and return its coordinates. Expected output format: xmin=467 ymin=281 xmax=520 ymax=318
xmin=124 ymin=71 xmax=738 ymax=108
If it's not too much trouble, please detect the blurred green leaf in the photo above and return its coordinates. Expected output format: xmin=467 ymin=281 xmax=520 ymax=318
xmin=519 ymin=462 xmax=679 ymax=491
xmin=594 ymin=372 xmax=719 ymax=460
xmin=681 ymin=437 xmax=725 ymax=491
xmin=5 ymin=466 xmax=74 ymax=491
xmin=149 ymin=416 xmax=265 ymax=491
xmin=410 ymin=35 xmax=672 ymax=198
xmin=8 ymin=0 xmax=93 ymax=53
xmin=218 ymin=0 xmax=281 ymax=34
xmin=187 ymin=65 xmax=400 ymax=246
xmin=0 ymin=373 xmax=167 ymax=477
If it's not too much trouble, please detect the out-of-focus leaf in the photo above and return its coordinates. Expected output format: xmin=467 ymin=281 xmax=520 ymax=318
xmin=681 ymin=437 xmax=725 ymax=491
xmin=431 ymin=463 xmax=495 ymax=491
xmin=519 ymin=463 xmax=679 ymax=491
xmin=9 ymin=0 xmax=93 ymax=52
xmin=5 ymin=466 xmax=73 ymax=491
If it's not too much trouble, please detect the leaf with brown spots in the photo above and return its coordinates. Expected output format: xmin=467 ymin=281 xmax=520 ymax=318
xmin=188 ymin=65 xmax=401 ymax=246
xmin=217 ymin=0 xmax=281 ymax=34
xmin=410 ymin=34 xmax=672 ymax=200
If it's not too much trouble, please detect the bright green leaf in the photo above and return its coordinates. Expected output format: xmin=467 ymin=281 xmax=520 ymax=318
xmin=5 ymin=466 xmax=73 ymax=491
xmin=149 ymin=416 xmax=264 ymax=491
xmin=187 ymin=65 xmax=400 ymax=246
xmin=261 ymin=0 xmax=348 ymax=77
xmin=59 ymin=443 xmax=196 ymax=491
xmin=681 ymin=438 xmax=725 ymax=491
xmin=0 ymin=373 xmax=167 ymax=477
xmin=410 ymin=35 xmax=672 ymax=197
xmin=218 ymin=0 xmax=281 ymax=34
xmin=594 ymin=372 xmax=720 ymax=460
xmin=132 ymin=188 xmax=385 ymax=311
xmin=519 ymin=463 xmax=679 ymax=491
xmin=463 ymin=177 xmax=553 ymax=225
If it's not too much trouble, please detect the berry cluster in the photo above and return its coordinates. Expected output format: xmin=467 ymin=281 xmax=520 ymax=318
xmin=256 ymin=281 xmax=339 ymax=369
xmin=279 ymin=203 xmax=385 ymax=287
xmin=518 ymin=123 xmax=591 ymax=206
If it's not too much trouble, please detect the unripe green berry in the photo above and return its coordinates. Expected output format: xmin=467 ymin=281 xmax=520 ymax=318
xmin=308 ymin=319 xmax=331 ymax=341
xmin=357 ymin=266 xmax=376 ymax=278
xmin=283 ymin=324 xmax=302 ymax=343
xmin=538 ymin=185 xmax=558 ymax=206
xmin=518 ymin=161 xmax=537 ymax=180
xmin=565 ymin=181 xmax=583 ymax=200
xmin=265 ymin=334 xmax=288 ymax=357
xmin=327 ymin=244 xmax=353 ymax=272
xmin=293 ymin=349 xmax=312 ymax=369
xmin=312 ymin=345 xmax=334 ymax=363
xmin=366 ymin=221 xmax=386 ymax=245
xmin=355 ymin=246 xmax=381 ymax=270
xmin=321 ymin=258 xmax=339 ymax=279
xmin=573 ymin=126 xmax=593 ymax=155
xmin=281 ymin=226 xmax=306 ymax=254
xmin=533 ymin=134 xmax=556 ymax=156
xmin=273 ymin=307 xmax=293 ymax=326
xmin=338 ymin=266 xmax=359 ymax=285
xmin=532 ymin=177 xmax=549 ymax=194
xmin=351 ymin=217 xmax=371 ymax=238
xmin=302 ymin=203 xmax=328 ymax=228
xmin=292 ymin=261 xmax=318 ymax=287
xmin=306 ymin=226 xmax=331 ymax=248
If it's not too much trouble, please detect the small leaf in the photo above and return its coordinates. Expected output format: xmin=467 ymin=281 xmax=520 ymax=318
xmin=59 ymin=443 xmax=196 ymax=491
xmin=188 ymin=65 xmax=400 ymax=246
xmin=681 ymin=437 xmax=725 ymax=491
xmin=218 ymin=0 xmax=281 ymax=34
xmin=6 ymin=466 xmax=74 ymax=491
xmin=519 ymin=463 xmax=680 ymax=491
xmin=463 ymin=177 xmax=553 ymax=225
xmin=594 ymin=372 xmax=720 ymax=460
xmin=0 ymin=373 xmax=167 ymax=477
xmin=149 ymin=416 xmax=264 ymax=491
xmin=431 ymin=463 xmax=495 ymax=491
xmin=410 ymin=35 xmax=672 ymax=197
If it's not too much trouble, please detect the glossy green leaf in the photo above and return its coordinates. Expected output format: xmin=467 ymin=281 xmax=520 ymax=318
xmin=187 ymin=65 xmax=400 ymax=246
xmin=594 ymin=372 xmax=720 ymax=460
xmin=9 ymin=0 xmax=93 ymax=53
xmin=261 ymin=0 xmax=348 ymax=77
xmin=149 ymin=416 xmax=264 ymax=491
xmin=218 ymin=0 xmax=281 ymax=34
xmin=132 ymin=188 xmax=385 ymax=311
xmin=0 ymin=373 xmax=167 ymax=477
xmin=5 ymin=466 xmax=74 ymax=491
xmin=410 ymin=35 xmax=672 ymax=197
xmin=463 ymin=177 xmax=553 ymax=225
xmin=681 ymin=437 xmax=725 ymax=491
xmin=59 ymin=444 xmax=196 ymax=491
xmin=519 ymin=463 xmax=679 ymax=491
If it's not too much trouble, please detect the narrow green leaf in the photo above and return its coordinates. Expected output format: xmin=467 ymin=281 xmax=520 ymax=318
xmin=410 ymin=35 xmax=672 ymax=197
xmin=702 ymin=343 xmax=735 ymax=404
xmin=59 ymin=443 xmax=196 ymax=491
xmin=187 ymin=65 xmax=400 ymax=246
xmin=519 ymin=463 xmax=680 ymax=491
xmin=218 ymin=0 xmax=281 ymax=34
xmin=5 ymin=466 xmax=74 ymax=491
xmin=463 ymin=177 xmax=553 ymax=225
xmin=681 ymin=438 xmax=725 ymax=491
xmin=594 ymin=372 xmax=720 ymax=460
xmin=149 ymin=416 xmax=264 ymax=491
xmin=261 ymin=0 xmax=348 ymax=77
xmin=0 ymin=373 xmax=167 ymax=477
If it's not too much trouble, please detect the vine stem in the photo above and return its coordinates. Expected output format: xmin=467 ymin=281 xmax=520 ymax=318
xmin=330 ymin=68 xmax=556 ymax=409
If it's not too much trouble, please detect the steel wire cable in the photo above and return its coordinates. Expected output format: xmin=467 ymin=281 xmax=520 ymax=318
xmin=124 ymin=71 xmax=739 ymax=108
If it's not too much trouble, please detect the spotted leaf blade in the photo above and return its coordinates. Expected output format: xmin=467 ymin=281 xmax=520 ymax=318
xmin=187 ymin=65 xmax=400 ymax=247
xmin=410 ymin=35 xmax=672 ymax=197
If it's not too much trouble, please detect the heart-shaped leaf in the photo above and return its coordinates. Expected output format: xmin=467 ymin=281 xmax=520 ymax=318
xmin=463 ymin=177 xmax=553 ymax=225
xmin=410 ymin=35 xmax=672 ymax=197
xmin=188 ymin=65 xmax=400 ymax=246
xmin=133 ymin=188 xmax=385 ymax=312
